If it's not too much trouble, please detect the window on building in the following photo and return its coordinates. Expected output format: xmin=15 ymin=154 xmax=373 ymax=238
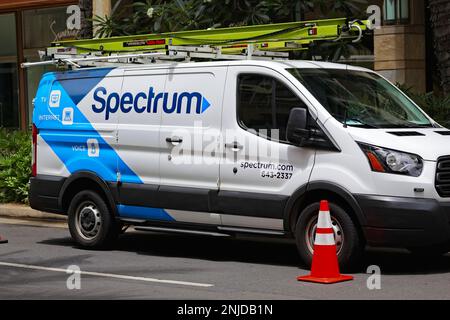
xmin=0 ymin=13 xmax=19 ymax=128
xmin=384 ymin=0 xmax=409 ymax=25
xmin=237 ymin=74 xmax=307 ymax=142
xmin=23 ymin=6 xmax=70 ymax=125
xmin=23 ymin=7 xmax=70 ymax=49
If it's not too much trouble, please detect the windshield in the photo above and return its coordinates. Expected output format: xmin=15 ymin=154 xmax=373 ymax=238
xmin=287 ymin=68 xmax=433 ymax=128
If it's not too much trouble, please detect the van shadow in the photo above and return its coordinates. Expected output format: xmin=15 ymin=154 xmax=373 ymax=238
xmin=40 ymin=230 xmax=302 ymax=267
xmin=121 ymin=231 xmax=302 ymax=267
xmin=39 ymin=230 xmax=450 ymax=274
xmin=362 ymin=247 xmax=450 ymax=275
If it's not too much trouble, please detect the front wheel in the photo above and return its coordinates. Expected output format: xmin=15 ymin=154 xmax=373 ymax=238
xmin=295 ymin=202 xmax=363 ymax=271
xmin=68 ymin=190 xmax=119 ymax=248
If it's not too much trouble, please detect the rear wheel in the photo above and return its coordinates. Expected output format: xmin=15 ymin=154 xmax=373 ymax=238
xmin=68 ymin=190 xmax=119 ymax=248
xmin=295 ymin=202 xmax=363 ymax=271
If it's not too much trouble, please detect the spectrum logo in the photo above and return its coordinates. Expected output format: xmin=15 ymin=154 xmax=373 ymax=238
xmin=92 ymin=86 xmax=211 ymax=120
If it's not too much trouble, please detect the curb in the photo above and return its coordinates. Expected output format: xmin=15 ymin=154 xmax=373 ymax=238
xmin=0 ymin=204 xmax=67 ymax=222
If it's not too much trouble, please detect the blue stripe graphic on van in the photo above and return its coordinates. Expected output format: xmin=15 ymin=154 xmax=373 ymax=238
xmin=56 ymin=68 xmax=116 ymax=105
xmin=34 ymin=70 xmax=142 ymax=184
xmin=118 ymin=205 xmax=175 ymax=221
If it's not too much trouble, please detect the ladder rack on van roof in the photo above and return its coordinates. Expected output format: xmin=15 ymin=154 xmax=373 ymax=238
xmin=21 ymin=17 xmax=371 ymax=69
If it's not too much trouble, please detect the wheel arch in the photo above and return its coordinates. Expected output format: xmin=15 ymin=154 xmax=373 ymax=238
xmin=284 ymin=181 xmax=366 ymax=236
xmin=58 ymin=171 xmax=118 ymax=217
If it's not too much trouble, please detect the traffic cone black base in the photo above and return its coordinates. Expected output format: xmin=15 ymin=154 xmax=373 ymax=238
xmin=0 ymin=235 xmax=8 ymax=244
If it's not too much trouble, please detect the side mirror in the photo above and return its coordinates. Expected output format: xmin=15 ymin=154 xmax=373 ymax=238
xmin=286 ymin=108 xmax=309 ymax=145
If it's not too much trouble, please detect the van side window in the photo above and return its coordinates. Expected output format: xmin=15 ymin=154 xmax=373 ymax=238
xmin=237 ymin=74 xmax=307 ymax=142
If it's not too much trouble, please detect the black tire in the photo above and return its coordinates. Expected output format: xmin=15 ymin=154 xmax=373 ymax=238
xmin=295 ymin=202 xmax=363 ymax=271
xmin=68 ymin=190 xmax=118 ymax=248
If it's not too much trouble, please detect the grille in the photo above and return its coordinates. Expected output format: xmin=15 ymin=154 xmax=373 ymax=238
xmin=436 ymin=156 xmax=450 ymax=197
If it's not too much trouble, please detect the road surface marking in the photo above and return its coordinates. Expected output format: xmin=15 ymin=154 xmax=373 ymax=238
xmin=0 ymin=261 xmax=214 ymax=287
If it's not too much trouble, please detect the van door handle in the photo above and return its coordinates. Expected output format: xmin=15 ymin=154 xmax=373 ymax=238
xmin=166 ymin=136 xmax=183 ymax=144
xmin=225 ymin=142 xmax=243 ymax=151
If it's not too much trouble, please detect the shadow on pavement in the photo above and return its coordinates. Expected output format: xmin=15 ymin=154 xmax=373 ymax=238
xmin=39 ymin=230 xmax=450 ymax=274
xmin=363 ymin=247 xmax=450 ymax=275
xmin=122 ymin=231 xmax=302 ymax=267
xmin=41 ymin=230 xmax=301 ymax=267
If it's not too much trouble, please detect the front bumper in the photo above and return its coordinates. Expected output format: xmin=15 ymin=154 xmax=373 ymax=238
xmin=355 ymin=194 xmax=450 ymax=248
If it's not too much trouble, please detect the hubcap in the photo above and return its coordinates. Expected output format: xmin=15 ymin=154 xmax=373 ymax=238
xmin=305 ymin=215 xmax=344 ymax=255
xmin=75 ymin=201 xmax=101 ymax=240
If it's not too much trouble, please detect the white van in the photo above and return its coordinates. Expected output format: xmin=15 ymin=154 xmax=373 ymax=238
xmin=29 ymin=60 xmax=450 ymax=269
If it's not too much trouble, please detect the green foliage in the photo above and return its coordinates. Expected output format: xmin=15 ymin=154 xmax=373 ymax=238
xmin=0 ymin=129 xmax=31 ymax=204
xmin=314 ymin=0 xmax=368 ymax=17
xmin=93 ymin=0 xmax=368 ymax=37
xmin=397 ymin=84 xmax=450 ymax=128
xmin=91 ymin=14 xmax=124 ymax=38
xmin=302 ymin=40 xmax=361 ymax=61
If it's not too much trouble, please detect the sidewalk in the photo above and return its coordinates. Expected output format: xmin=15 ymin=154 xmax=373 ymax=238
xmin=0 ymin=203 xmax=66 ymax=222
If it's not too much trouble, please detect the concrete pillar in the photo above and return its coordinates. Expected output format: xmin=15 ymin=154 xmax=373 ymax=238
xmin=92 ymin=0 xmax=111 ymax=37
xmin=374 ymin=0 xmax=427 ymax=92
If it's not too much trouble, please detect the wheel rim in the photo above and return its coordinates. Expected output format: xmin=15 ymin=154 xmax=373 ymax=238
xmin=75 ymin=201 xmax=102 ymax=241
xmin=305 ymin=214 xmax=344 ymax=256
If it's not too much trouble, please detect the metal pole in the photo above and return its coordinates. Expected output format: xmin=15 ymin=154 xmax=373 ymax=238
xmin=21 ymin=52 xmax=164 ymax=68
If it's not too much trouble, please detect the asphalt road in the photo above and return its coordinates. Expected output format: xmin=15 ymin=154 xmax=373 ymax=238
xmin=0 ymin=217 xmax=449 ymax=300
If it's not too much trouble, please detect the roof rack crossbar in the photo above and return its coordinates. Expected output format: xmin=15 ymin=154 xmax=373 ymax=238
xmin=21 ymin=52 xmax=164 ymax=68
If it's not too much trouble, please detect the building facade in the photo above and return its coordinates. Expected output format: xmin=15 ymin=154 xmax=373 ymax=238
xmin=0 ymin=0 xmax=434 ymax=130
xmin=374 ymin=0 xmax=430 ymax=93
xmin=0 ymin=0 xmax=78 ymax=129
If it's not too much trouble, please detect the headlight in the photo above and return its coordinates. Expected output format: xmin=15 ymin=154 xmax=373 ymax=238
xmin=357 ymin=142 xmax=423 ymax=177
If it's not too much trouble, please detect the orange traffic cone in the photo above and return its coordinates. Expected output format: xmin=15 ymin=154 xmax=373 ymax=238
xmin=297 ymin=200 xmax=353 ymax=284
